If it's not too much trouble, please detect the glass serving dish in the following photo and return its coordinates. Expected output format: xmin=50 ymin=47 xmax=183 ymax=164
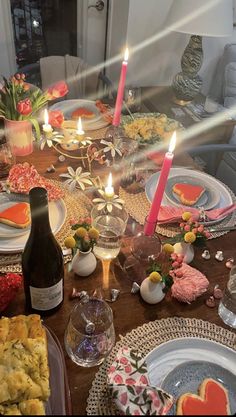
xmin=44 ymin=325 xmax=72 ymax=415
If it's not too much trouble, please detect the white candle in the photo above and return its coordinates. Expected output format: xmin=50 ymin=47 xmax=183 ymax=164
xmin=43 ymin=109 xmax=53 ymax=134
xmin=105 ymin=173 xmax=114 ymax=198
xmin=76 ymin=117 xmax=85 ymax=142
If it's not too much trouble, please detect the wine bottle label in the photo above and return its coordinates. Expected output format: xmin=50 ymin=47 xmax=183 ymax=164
xmin=30 ymin=280 xmax=63 ymax=311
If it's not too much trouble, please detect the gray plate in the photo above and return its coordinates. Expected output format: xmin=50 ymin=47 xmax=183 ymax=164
xmin=161 ymin=360 xmax=236 ymax=415
xmin=165 ymin=175 xmax=220 ymax=210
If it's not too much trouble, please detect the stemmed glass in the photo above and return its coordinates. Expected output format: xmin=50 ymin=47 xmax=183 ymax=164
xmin=91 ymin=205 xmax=128 ymax=289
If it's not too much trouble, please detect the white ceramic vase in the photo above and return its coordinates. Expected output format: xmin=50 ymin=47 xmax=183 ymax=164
xmin=71 ymin=249 xmax=97 ymax=277
xmin=173 ymin=241 xmax=194 ymax=264
xmin=140 ymin=278 xmax=166 ymax=304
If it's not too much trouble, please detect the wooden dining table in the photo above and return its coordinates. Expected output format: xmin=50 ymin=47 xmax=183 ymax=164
xmin=2 ymin=138 xmax=236 ymax=415
xmin=1 ymin=84 xmax=236 ymax=414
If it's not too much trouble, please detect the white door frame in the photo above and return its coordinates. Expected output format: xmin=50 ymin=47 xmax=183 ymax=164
xmin=77 ymin=0 xmax=88 ymax=61
xmin=105 ymin=0 xmax=129 ymax=81
xmin=0 ymin=0 xmax=16 ymax=76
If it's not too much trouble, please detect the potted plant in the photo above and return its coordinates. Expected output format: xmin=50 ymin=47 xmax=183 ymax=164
xmin=64 ymin=217 xmax=100 ymax=277
xmin=0 ymin=74 xmax=68 ymax=156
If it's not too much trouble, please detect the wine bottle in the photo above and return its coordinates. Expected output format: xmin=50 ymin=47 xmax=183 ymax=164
xmin=22 ymin=187 xmax=64 ymax=315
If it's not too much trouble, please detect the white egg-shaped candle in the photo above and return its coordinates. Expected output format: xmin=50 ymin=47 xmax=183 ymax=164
xmin=140 ymin=273 xmax=166 ymax=304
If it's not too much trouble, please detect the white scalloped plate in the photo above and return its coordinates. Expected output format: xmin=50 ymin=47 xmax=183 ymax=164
xmin=0 ymin=195 xmax=66 ymax=253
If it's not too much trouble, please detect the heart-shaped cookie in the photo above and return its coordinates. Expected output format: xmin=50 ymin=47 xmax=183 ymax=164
xmin=176 ymin=378 xmax=231 ymax=415
xmin=173 ymin=183 xmax=205 ymax=206
xmin=0 ymin=202 xmax=31 ymax=229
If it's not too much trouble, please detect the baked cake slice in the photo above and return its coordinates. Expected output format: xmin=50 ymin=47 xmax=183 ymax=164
xmin=172 ymin=183 xmax=205 ymax=206
xmin=0 ymin=315 xmax=50 ymax=407
xmin=0 ymin=399 xmax=45 ymax=415
xmin=176 ymin=378 xmax=231 ymax=415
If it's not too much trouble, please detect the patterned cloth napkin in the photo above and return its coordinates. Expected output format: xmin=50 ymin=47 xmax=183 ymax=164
xmin=107 ymin=347 xmax=173 ymax=415
xmin=156 ymin=203 xmax=236 ymax=224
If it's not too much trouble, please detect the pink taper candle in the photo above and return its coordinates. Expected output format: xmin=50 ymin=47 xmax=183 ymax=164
xmin=144 ymin=132 xmax=177 ymax=236
xmin=112 ymin=48 xmax=129 ymax=127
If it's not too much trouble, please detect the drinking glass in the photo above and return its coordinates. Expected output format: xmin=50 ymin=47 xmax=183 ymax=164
xmin=64 ymin=297 xmax=115 ymax=367
xmin=91 ymin=205 xmax=128 ymax=288
xmin=218 ymin=265 xmax=236 ymax=329
xmin=124 ymin=86 xmax=142 ymax=113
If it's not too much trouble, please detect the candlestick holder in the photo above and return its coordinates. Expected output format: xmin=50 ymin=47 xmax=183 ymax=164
xmin=123 ymin=222 xmax=162 ymax=284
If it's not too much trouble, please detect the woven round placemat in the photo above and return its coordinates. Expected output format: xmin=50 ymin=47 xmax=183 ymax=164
xmin=86 ymin=316 xmax=236 ymax=415
xmin=0 ymin=181 xmax=93 ymax=273
xmin=119 ymin=184 xmax=236 ymax=239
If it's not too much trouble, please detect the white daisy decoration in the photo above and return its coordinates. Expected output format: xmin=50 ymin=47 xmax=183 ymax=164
xmin=60 ymin=166 xmax=93 ymax=192
xmin=79 ymin=137 xmax=92 ymax=147
xmin=40 ymin=131 xmax=64 ymax=150
xmin=93 ymin=189 xmax=124 ymax=213
xmin=100 ymin=139 xmax=122 ymax=160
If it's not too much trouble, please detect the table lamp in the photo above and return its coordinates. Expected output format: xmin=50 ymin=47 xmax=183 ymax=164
xmin=165 ymin=0 xmax=233 ymax=105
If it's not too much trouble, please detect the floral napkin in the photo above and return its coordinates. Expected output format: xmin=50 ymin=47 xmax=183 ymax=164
xmin=107 ymin=347 xmax=173 ymax=415
xmin=156 ymin=203 xmax=236 ymax=224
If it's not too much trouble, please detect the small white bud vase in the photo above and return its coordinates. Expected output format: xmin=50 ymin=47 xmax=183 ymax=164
xmin=140 ymin=278 xmax=166 ymax=304
xmin=71 ymin=249 xmax=97 ymax=277
xmin=173 ymin=241 xmax=194 ymax=264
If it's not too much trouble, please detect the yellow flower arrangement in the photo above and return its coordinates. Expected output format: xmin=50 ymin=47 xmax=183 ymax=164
xmin=64 ymin=217 xmax=99 ymax=253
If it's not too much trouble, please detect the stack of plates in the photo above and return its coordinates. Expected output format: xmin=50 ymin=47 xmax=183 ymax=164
xmin=0 ymin=193 xmax=66 ymax=254
xmin=50 ymin=99 xmax=110 ymax=131
xmin=145 ymin=168 xmax=234 ymax=225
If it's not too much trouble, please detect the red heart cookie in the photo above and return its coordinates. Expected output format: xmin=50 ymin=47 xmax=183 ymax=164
xmin=172 ymin=183 xmax=205 ymax=206
xmin=176 ymin=378 xmax=231 ymax=415
xmin=0 ymin=202 xmax=31 ymax=229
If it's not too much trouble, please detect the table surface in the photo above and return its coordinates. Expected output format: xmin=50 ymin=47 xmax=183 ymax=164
xmin=2 ymin=91 xmax=236 ymax=415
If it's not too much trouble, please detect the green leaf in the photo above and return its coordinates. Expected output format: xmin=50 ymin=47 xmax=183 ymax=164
xmin=30 ymin=118 xmax=41 ymax=140
xmin=127 ymin=385 xmax=135 ymax=396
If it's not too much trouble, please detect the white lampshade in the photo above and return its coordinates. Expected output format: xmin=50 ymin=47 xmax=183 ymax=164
xmin=165 ymin=0 xmax=233 ymax=37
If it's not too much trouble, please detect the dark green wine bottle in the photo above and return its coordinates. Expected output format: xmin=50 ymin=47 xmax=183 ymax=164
xmin=22 ymin=187 xmax=64 ymax=315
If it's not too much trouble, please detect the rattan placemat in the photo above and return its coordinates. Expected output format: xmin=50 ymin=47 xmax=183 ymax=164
xmin=0 ymin=181 xmax=93 ymax=273
xmin=120 ymin=184 xmax=236 ymax=239
xmin=86 ymin=316 xmax=236 ymax=415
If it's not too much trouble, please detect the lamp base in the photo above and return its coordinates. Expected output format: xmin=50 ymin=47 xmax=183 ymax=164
xmin=171 ymin=35 xmax=203 ymax=103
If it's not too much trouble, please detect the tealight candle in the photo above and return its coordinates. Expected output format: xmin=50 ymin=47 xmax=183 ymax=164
xmin=105 ymin=173 xmax=114 ymax=198
xmin=43 ymin=109 xmax=53 ymax=136
xmin=76 ymin=117 xmax=85 ymax=142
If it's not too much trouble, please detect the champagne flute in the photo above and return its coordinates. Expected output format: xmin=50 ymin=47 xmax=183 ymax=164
xmin=91 ymin=205 xmax=128 ymax=289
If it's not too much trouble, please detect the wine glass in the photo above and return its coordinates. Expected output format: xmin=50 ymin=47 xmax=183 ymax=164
xmin=64 ymin=297 xmax=115 ymax=367
xmin=91 ymin=205 xmax=128 ymax=289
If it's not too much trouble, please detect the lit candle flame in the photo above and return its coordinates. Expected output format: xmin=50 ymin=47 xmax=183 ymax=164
xmin=168 ymin=131 xmax=176 ymax=153
xmin=124 ymin=48 xmax=129 ymax=62
xmin=105 ymin=172 xmax=114 ymax=198
xmin=76 ymin=117 xmax=84 ymax=135
xmin=107 ymin=172 xmax=112 ymax=188
xmin=44 ymin=109 xmax=49 ymax=125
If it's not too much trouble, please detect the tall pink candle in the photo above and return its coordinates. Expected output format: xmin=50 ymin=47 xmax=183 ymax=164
xmin=112 ymin=48 xmax=129 ymax=127
xmin=144 ymin=132 xmax=176 ymax=236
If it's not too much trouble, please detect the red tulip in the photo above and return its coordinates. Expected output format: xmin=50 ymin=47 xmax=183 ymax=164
xmin=16 ymin=98 xmax=32 ymax=115
xmin=46 ymin=81 xmax=68 ymax=100
xmin=48 ymin=110 xmax=64 ymax=128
